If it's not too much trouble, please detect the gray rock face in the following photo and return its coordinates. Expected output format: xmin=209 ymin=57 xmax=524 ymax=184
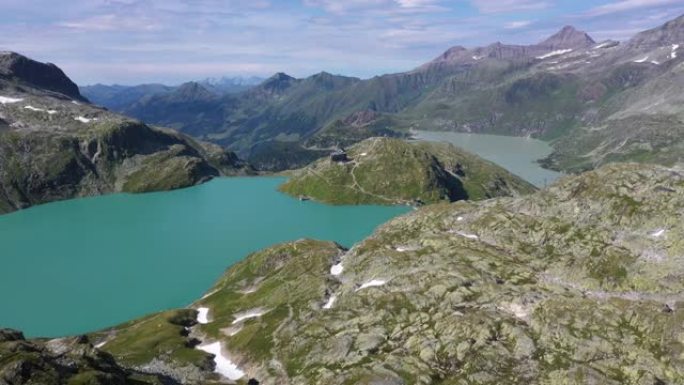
xmin=0 ymin=52 xmax=85 ymax=101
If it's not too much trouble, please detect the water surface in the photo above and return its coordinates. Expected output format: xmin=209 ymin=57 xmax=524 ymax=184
xmin=414 ymin=131 xmax=562 ymax=187
xmin=0 ymin=177 xmax=408 ymax=337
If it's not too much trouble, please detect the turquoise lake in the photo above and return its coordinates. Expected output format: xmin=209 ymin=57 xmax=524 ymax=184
xmin=0 ymin=177 xmax=409 ymax=338
xmin=414 ymin=131 xmax=563 ymax=187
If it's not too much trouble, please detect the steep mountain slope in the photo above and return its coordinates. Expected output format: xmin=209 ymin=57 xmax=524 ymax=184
xmin=88 ymin=15 xmax=684 ymax=173
xmin=0 ymin=52 xmax=252 ymax=214
xmin=86 ymin=162 xmax=684 ymax=384
xmin=280 ymin=137 xmax=536 ymax=205
xmin=122 ymin=82 xmax=226 ymax=137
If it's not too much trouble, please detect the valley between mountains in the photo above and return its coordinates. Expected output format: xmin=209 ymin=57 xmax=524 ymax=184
xmin=1 ymin=12 xmax=684 ymax=385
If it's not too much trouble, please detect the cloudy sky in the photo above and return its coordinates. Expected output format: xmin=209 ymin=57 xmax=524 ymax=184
xmin=1 ymin=0 xmax=682 ymax=85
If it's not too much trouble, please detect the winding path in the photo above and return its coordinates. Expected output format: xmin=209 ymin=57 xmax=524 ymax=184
xmin=305 ymin=138 xmax=407 ymax=204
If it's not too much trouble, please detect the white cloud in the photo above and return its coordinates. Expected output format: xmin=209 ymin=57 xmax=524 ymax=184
xmin=303 ymin=0 xmax=445 ymax=14
xmin=505 ymin=20 xmax=532 ymax=29
xmin=58 ymin=14 xmax=162 ymax=31
xmin=470 ymin=0 xmax=549 ymax=13
xmin=302 ymin=0 xmax=389 ymax=14
xmin=395 ymin=0 xmax=442 ymax=8
xmin=585 ymin=0 xmax=681 ymax=16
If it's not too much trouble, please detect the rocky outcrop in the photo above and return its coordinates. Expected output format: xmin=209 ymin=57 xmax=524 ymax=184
xmin=0 ymin=52 xmax=85 ymax=101
xmin=0 ymin=329 xmax=168 ymax=384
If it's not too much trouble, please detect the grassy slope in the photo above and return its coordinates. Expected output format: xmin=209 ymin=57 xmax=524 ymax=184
xmin=279 ymin=137 xmax=536 ymax=205
xmin=97 ymin=163 xmax=684 ymax=384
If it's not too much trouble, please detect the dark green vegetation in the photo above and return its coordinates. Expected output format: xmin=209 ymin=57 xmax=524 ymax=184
xmin=0 ymin=52 xmax=252 ymax=214
xmin=46 ymin=162 xmax=681 ymax=384
xmin=89 ymin=15 xmax=684 ymax=172
xmin=280 ymin=137 xmax=536 ymax=205
xmin=0 ymin=329 xmax=169 ymax=384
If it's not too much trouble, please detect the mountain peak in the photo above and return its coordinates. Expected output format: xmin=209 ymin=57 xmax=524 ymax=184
xmin=268 ymin=72 xmax=295 ymax=82
xmin=256 ymin=72 xmax=298 ymax=95
xmin=539 ymin=25 xmax=595 ymax=50
xmin=172 ymin=81 xmax=217 ymax=100
xmin=0 ymin=51 xmax=85 ymax=101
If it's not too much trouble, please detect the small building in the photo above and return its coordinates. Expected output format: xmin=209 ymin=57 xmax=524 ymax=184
xmin=330 ymin=148 xmax=349 ymax=163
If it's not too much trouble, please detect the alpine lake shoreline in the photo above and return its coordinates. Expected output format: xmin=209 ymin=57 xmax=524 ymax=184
xmin=0 ymin=132 xmax=560 ymax=339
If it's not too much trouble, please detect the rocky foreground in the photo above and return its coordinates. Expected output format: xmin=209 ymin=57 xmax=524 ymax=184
xmin=0 ymin=329 xmax=171 ymax=384
xmin=0 ymin=52 xmax=252 ymax=214
xmin=43 ymin=162 xmax=677 ymax=385
xmin=279 ymin=137 xmax=536 ymax=205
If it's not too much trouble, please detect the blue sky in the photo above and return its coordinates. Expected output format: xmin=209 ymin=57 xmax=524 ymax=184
xmin=1 ymin=0 xmax=682 ymax=85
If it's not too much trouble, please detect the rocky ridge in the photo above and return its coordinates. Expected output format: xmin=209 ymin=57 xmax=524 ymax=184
xmin=0 ymin=52 xmax=253 ymax=214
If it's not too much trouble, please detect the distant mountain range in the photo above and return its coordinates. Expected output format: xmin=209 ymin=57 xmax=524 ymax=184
xmin=80 ymin=15 xmax=684 ymax=172
xmin=80 ymin=76 xmax=264 ymax=113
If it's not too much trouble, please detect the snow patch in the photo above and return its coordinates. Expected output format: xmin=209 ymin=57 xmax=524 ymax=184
xmin=594 ymin=42 xmax=612 ymax=49
xmin=650 ymin=229 xmax=666 ymax=238
xmin=323 ymin=295 xmax=337 ymax=309
xmin=395 ymin=245 xmax=418 ymax=252
xmin=0 ymin=96 xmax=23 ymax=104
xmin=499 ymin=303 xmax=529 ymax=320
xmin=75 ymin=116 xmax=93 ymax=123
xmin=356 ymin=279 xmax=387 ymax=291
xmin=197 ymin=342 xmax=245 ymax=381
xmin=536 ymin=49 xmax=572 ymax=60
xmin=672 ymin=44 xmax=679 ymax=59
xmin=239 ymin=286 xmax=259 ymax=294
xmin=94 ymin=341 xmax=107 ymax=349
xmin=24 ymin=105 xmax=58 ymax=114
xmin=451 ymin=230 xmax=479 ymax=240
xmin=330 ymin=262 xmax=344 ymax=276
xmin=634 ymin=56 xmax=649 ymax=63
xmin=359 ymin=152 xmax=368 ymax=157
xmin=196 ymin=307 xmax=210 ymax=324
xmin=650 ymin=60 xmax=660 ymax=65
xmin=232 ymin=308 xmax=266 ymax=325
xmin=456 ymin=216 xmax=464 ymax=222
xmin=472 ymin=55 xmax=483 ymax=61
xmin=71 ymin=101 xmax=81 ymax=105
xmin=221 ymin=325 xmax=243 ymax=336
